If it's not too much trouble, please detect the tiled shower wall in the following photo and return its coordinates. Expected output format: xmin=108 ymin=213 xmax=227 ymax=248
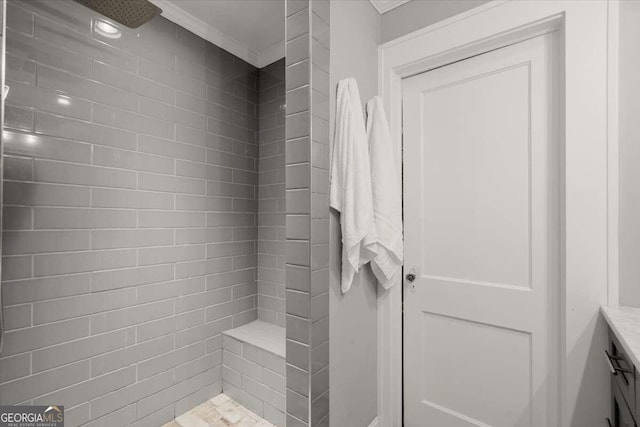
xmin=285 ymin=0 xmax=331 ymax=426
xmin=257 ymin=59 xmax=286 ymax=327
xmin=0 ymin=0 xmax=261 ymax=425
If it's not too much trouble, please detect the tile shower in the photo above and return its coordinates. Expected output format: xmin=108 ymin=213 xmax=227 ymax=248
xmin=257 ymin=60 xmax=286 ymax=328
xmin=0 ymin=0 xmax=286 ymax=425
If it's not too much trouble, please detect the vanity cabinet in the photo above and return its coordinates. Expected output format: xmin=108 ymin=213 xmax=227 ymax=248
xmin=612 ymin=380 xmax=636 ymax=427
xmin=607 ymin=327 xmax=638 ymax=426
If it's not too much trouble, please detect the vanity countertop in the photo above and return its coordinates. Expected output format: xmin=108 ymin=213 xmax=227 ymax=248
xmin=601 ymin=305 xmax=640 ymax=368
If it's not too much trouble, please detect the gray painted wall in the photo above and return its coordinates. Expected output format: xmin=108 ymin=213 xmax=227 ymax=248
xmin=381 ymin=0 xmax=490 ymax=44
xmin=329 ymin=1 xmax=380 ymax=426
xmin=257 ymin=59 xmax=286 ymax=326
xmin=0 ymin=0 xmax=265 ymax=425
xmin=618 ymin=1 xmax=640 ymax=307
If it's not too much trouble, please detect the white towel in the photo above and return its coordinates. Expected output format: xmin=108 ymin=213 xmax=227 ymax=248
xmin=330 ymin=78 xmax=377 ymax=294
xmin=366 ymin=96 xmax=403 ymax=289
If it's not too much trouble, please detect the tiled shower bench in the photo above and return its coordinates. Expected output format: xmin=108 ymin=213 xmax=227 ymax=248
xmin=221 ymin=320 xmax=286 ymax=427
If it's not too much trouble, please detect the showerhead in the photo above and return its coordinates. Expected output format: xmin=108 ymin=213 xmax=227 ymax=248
xmin=73 ymin=0 xmax=162 ymax=28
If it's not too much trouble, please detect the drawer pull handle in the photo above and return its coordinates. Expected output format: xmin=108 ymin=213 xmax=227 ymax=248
xmin=605 ymin=350 xmax=633 ymax=375
xmin=606 ymin=418 xmax=613 ymax=427
xmin=605 ymin=349 xmax=618 ymax=375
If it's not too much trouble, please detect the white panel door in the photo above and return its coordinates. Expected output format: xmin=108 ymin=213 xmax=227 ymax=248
xmin=403 ymin=33 xmax=559 ymax=427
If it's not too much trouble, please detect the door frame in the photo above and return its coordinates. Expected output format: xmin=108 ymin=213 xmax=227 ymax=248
xmin=377 ymin=1 xmax=619 ymax=426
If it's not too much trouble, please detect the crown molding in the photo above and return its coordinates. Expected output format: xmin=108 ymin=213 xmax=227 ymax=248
xmin=149 ymin=0 xmax=284 ymax=69
xmin=369 ymin=0 xmax=412 ymax=14
xmin=258 ymin=41 xmax=285 ymax=68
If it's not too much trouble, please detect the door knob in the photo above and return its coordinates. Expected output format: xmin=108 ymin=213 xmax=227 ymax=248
xmin=406 ymin=268 xmax=417 ymax=294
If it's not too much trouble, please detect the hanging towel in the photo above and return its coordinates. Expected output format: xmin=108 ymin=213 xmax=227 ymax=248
xmin=366 ymin=96 xmax=403 ymax=289
xmin=330 ymin=78 xmax=377 ymax=294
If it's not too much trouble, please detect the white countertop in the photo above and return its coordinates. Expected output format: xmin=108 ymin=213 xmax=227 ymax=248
xmin=601 ymin=305 xmax=640 ymax=368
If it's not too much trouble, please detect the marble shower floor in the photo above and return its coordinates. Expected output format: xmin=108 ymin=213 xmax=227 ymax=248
xmin=163 ymin=394 xmax=275 ymax=427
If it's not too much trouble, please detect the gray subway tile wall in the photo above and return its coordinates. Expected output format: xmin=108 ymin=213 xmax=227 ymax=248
xmin=285 ymin=1 xmax=330 ymax=426
xmin=0 ymin=0 xmax=291 ymax=424
xmin=257 ymin=59 xmax=286 ymax=328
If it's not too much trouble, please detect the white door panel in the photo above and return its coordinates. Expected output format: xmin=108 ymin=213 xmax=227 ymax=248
xmin=419 ymin=63 xmax=531 ymax=288
xmin=403 ymin=33 xmax=559 ymax=427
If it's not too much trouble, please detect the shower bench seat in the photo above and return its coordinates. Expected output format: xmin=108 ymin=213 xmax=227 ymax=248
xmin=221 ymin=320 xmax=286 ymax=426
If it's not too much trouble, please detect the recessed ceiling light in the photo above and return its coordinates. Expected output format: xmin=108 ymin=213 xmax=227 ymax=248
xmin=94 ymin=19 xmax=122 ymax=39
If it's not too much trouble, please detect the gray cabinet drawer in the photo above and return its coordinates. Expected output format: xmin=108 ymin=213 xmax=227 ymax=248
xmin=613 ymin=380 xmax=636 ymax=427
xmin=608 ymin=329 xmax=636 ymax=417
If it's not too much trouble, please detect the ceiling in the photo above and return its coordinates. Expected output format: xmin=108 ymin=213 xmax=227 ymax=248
xmin=150 ymin=0 xmax=408 ymax=68
xmin=168 ymin=0 xmax=284 ymax=54
xmin=150 ymin=0 xmax=285 ymax=68
xmin=369 ymin=0 xmax=411 ymax=14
